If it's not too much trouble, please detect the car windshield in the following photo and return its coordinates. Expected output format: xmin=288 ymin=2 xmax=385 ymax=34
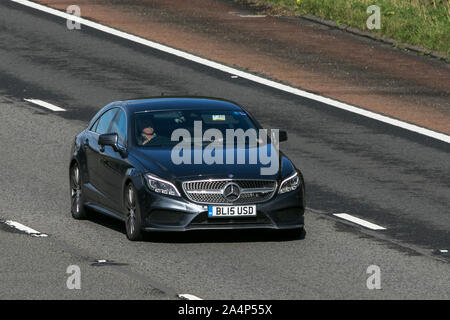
xmin=134 ymin=109 xmax=262 ymax=147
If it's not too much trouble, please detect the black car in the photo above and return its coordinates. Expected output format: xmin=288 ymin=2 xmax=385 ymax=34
xmin=70 ymin=97 xmax=305 ymax=240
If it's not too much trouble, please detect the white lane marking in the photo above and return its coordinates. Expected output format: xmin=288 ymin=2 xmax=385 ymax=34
xmin=12 ymin=0 xmax=450 ymax=144
xmin=239 ymin=15 xmax=267 ymax=18
xmin=24 ymin=98 xmax=66 ymax=112
xmin=333 ymin=213 xmax=386 ymax=230
xmin=4 ymin=220 xmax=48 ymax=237
xmin=178 ymin=294 xmax=203 ymax=300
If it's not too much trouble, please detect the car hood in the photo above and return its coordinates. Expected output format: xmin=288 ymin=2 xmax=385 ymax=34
xmin=131 ymin=145 xmax=296 ymax=181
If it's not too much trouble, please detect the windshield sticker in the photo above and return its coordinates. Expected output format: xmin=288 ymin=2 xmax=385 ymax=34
xmin=212 ymin=115 xmax=226 ymax=121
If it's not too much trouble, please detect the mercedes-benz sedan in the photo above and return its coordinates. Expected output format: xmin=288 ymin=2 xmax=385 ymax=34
xmin=69 ymin=97 xmax=305 ymax=240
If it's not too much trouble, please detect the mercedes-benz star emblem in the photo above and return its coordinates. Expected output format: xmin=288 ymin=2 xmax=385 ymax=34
xmin=222 ymin=182 xmax=241 ymax=202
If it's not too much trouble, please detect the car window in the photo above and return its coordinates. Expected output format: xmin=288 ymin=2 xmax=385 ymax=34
xmin=110 ymin=109 xmax=127 ymax=146
xmin=95 ymin=108 xmax=118 ymax=135
xmin=134 ymin=109 xmax=259 ymax=147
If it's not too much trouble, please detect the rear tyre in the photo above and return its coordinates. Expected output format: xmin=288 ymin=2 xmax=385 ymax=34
xmin=70 ymin=163 xmax=88 ymax=220
xmin=124 ymin=183 xmax=143 ymax=241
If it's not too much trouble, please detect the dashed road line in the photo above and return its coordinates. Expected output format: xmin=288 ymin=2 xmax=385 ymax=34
xmin=11 ymin=0 xmax=450 ymax=144
xmin=433 ymin=249 xmax=450 ymax=258
xmin=24 ymin=98 xmax=66 ymax=112
xmin=333 ymin=213 xmax=387 ymax=231
xmin=178 ymin=294 xmax=204 ymax=300
xmin=91 ymin=259 xmax=128 ymax=267
xmin=2 ymin=220 xmax=48 ymax=237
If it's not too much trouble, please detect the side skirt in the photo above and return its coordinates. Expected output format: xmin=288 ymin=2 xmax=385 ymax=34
xmin=85 ymin=202 xmax=125 ymax=222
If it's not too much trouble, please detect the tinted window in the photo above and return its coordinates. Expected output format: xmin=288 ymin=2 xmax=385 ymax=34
xmin=134 ymin=109 xmax=258 ymax=147
xmin=95 ymin=108 xmax=118 ymax=135
xmin=110 ymin=109 xmax=127 ymax=146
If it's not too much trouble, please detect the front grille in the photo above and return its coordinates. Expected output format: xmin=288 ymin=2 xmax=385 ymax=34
xmin=182 ymin=179 xmax=277 ymax=204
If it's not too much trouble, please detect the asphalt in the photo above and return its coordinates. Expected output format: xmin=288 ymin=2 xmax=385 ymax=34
xmin=0 ymin=1 xmax=449 ymax=299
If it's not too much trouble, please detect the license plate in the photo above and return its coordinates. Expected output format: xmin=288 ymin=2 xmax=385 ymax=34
xmin=208 ymin=205 xmax=256 ymax=218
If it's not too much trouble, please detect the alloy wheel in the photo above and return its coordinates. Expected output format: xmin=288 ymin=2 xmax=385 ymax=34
xmin=126 ymin=186 xmax=137 ymax=235
xmin=71 ymin=165 xmax=81 ymax=214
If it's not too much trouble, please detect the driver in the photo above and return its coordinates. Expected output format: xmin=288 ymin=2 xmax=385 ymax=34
xmin=140 ymin=125 xmax=157 ymax=145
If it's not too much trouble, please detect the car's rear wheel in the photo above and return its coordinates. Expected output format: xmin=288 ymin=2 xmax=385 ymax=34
xmin=124 ymin=183 xmax=143 ymax=241
xmin=70 ymin=163 xmax=88 ymax=219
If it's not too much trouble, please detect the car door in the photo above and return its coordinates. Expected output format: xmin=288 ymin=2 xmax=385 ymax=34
xmin=84 ymin=107 xmax=119 ymax=206
xmin=96 ymin=108 xmax=130 ymax=215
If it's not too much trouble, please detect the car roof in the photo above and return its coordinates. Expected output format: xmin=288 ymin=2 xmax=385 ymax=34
xmin=120 ymin=97 xmax=243 ymax=113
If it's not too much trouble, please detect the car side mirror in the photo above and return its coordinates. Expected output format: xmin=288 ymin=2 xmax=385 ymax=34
xmin=279 ymin=130 xmax=288 ymax=142
xmin=99 ymin=133 xmax=118 ymax=149
xmin=99 ymin=133 xmax=128 ymax=158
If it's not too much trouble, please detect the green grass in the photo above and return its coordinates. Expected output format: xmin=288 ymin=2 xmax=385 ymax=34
xmin=235 ymin=0 xmax=450 ymax=57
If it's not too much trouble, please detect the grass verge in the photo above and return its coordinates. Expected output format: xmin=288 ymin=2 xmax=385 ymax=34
xmin=234 ymin=0 xmax=450 ymax=58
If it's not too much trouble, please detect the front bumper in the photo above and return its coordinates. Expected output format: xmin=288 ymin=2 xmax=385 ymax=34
xmin=137 ymin=186 xmax=304 ymax=232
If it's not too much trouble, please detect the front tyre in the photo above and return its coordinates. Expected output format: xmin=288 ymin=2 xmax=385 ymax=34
xmin=124 ymin=183 xmax=143 ymax=241
xmin=70 ymin=163 xmax=88 ymax=219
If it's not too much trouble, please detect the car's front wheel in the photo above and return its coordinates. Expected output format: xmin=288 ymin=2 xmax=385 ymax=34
xmin=124 ymin=183 xmax=143 ymax=241
xmin=70 ymin=163 xmax=88 ymax=219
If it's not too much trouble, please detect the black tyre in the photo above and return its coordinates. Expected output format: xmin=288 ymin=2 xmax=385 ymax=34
xmin=124 ymin=183 xmax=143 ymax=241
xmin=70 ymin=163 xmax=88 ymax=219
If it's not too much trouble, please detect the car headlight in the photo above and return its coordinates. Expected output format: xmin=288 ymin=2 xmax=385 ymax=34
xmin=278 ymin=172 xmax=300 ymax=194
xmin=145 ymin=174 xmax=181 ymax=197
